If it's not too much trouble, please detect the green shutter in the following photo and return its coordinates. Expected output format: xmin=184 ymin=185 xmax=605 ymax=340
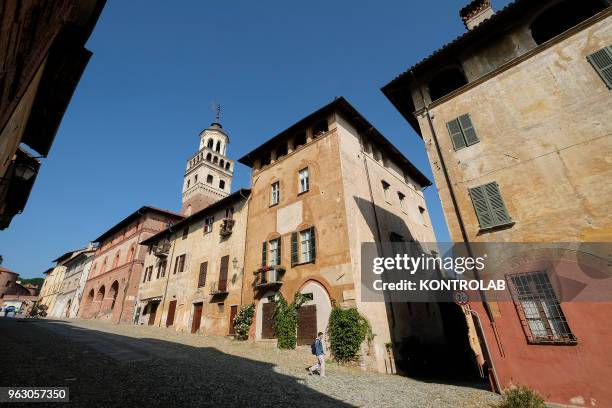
xmin=291 ymin=232 xmax=298 ymax=266
xmin=261 ymin=241 xmax=267 ymax=267
xmin=446 ymin=118 xmax=466 ymax=150
xmin=587 ymin=46 xmax=612 ymax=89
xmin=484 ymin=182 xmax=511 ymax=226
xmin=310 ymin=227 xmax=316 ymax=262
xmin=276 ymin=238 xmax=282 ymax=266
xmin=458 ymin=114 xmax=479 ymax=146
xmin=469 ymin=185 xmax=493 ymax=228
xmin=469 ymin=182 xmax=511 ymax=229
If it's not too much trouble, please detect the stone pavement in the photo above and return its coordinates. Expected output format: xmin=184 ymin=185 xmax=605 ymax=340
xmin=0 ymin=317 xmax=500 ymax=407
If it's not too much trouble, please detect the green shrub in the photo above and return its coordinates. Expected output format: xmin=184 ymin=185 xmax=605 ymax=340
xmin=233 ymin=303 xmax=255 ymax=341
xmin=273 ymin=292 xmax=308 ymax=349
xmin=496 ymin=385 xmax=546 ymax=408
xmin=327 ymin=307 xmax=373 ymax=362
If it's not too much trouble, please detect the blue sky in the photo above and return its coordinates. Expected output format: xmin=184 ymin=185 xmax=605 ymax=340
xmin=1 ymin=0 xmax=512 ymax=279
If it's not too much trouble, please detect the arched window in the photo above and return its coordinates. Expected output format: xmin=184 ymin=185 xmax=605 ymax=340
xmin=213 ymin=156 xmax=219 ymax=164
xmin=127 ymin=245 xmax=135 ymax=262
xmin=187 ymin=179 xmax=191 ymax=188
xmin=220 ymin=159 xmax=225 ymax=168
xmin=219 ymin=180 xmax=226 ymax=190
xmin=207 ymin=139 xmax=214 ymax=149
xmin=86 ymin=289 xmax=94 ymax=304
xmin=215 ymin=140 xmax=221 ymax=153
xmin=207 ymin=174 xmax=213 ymax=184
xmin=206 ymin=153 xmax=212 ymax=161
xmin=225 ymin=162 xmax=231 ymax=171
xmin=428 ymin=68 xmax=468 ymax=102
xmin=530 ymin=0 xmax=606 ymax=45
xmin=100 ymin=258 xmax=108 ymax=274
xmin=112 ymin=252 xmax=121 ymax=268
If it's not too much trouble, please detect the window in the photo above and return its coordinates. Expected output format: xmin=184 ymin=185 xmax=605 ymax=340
xmin=207 ymin=139 xmax=213 ymax=149
xmin=302 ymin=293 xmax=314 ymax=301
xmin=382 ymin=181 xmax=390 ymax=202
xmin=299 ymin=168 xmax=309 ymax=193
xmin=225 ymin=207 xmax=234 ymax=219
xmin=446 ymin=114 xmax=479 ymax=150
xmin=313 ymin=120 xmax=328 ymax=137
xmin=294 ymin=132 xmax=307 ymax=149
xmin=182 ymin=227 xmax=189 ymax=240
xmin=508 ymin=271 xmax=576 ymax=344
xmin=417 ymin=206 xmax=426 ymax=224
xmin=428 ymin=68 xmax=468 ymax=102
xmin=291 ymin=227 xmax=316 ymax=266
xmin=147 ymin=266 xmax=153 ymax=282
xmin=143 ymin=266 xmax=152 ymax=283
xmin=398 ymin=192 xmax=406 ymax=211
xmin=156 ymin=260 xmax=167 ymax=279
xmin=219 ymin=180 xmax=226 ymax=190
xmin=186 ymin=179 xmax=191 ymax=188
xmin=206 ymin=174 xmax=213 ymax=184
xmin=194 ymin=174 xmax=198 ymax=182
xmin=468 ymin=182 xmax=512 ymax=230
xmin=271 ymin=182 xmax=280 ymax=205
xmin=204 ymin=217 xmax=214 ymax=234
xmin=268 ymin=238 xmax=281 ymax=266
xmin=174 ymin=254 xmax=186 ymax=274
xmin=198 ymin=262 xmax=208 ymax=287
xmin=587 ymin=45 xmax=612 ymax=89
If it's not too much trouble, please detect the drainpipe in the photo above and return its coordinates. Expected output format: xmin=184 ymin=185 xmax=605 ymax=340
xmin=158 ymin=227 xmax=178 ymax=327
xmin=238 ymin=189 xmax=252 ymax=308
xmin=118 ymin=209 xmax=146 ymax=323
xmin=470 ymin=308 xmax=501 ymax=393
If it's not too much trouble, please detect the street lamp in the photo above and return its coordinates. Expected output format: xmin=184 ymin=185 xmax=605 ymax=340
xmin=13 ymin=162 xmax=37 ymax=181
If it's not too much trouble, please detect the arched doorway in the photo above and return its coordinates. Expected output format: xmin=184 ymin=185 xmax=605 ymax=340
xmin=109 ymin=281 xmax=119 ymax=310
xmin=297 ymin=281 xmax=332 ymax=346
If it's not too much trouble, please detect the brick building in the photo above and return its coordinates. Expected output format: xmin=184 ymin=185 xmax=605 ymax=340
xmin=78 ymin=207 xmax=182 ymax=323
xmin=382 ymin=0 xmax=612 ymax=404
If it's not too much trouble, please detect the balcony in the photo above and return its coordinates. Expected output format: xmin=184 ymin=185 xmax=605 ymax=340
xmin=253 ymin=265 xmax=285 ymax=289
xmin=219 ymin=218 xmax=235 ymax=237
xmin=153 ymin=241 xmax=171 ymax=258
xmin=209 ymin=280 xmax=229 ymax=296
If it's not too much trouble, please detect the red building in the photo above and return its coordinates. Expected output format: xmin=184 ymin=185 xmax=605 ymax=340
xmin=78 ymin=207 xmax=182 ymax=323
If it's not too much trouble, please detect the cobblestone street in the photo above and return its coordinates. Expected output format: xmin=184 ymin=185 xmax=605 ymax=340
xmin=0 ymin=317 xmax=500 ymax=407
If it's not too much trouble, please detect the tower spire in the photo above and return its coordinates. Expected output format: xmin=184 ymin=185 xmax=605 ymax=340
xmin=212 ymin=102 xmax=221 ymax=124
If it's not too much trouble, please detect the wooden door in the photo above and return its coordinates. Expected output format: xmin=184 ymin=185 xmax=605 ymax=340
xmin=229 ymin=305 xmax=238 ymax=335
xmin=191 ymin=303 xmax=203 ymax=333
xmin=218 ymin=255 xmax=229 ymax=292
xmin=297 ymin=305 xmax=317 ymax=346
xmin=148 ymin=302 xmax=158 ymax=325
xmin=166 ymin=300 xmax=177 ymax=327
xmin=261 ymin=302 xmax=276 ymax=339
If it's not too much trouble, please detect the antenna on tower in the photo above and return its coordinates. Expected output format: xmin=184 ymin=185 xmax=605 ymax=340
xmin=211 ymin=102 xmax=221 ymax=124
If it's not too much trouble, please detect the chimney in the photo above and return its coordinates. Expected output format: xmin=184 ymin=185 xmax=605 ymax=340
xmin=460 ymin=0 xmax=494 ymax=30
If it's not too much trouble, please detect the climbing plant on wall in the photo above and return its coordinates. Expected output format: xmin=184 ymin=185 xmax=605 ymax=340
xmin=273 ymin=292 xmax=309 ymax=349
xmin=233 ymin=303 xmax=255 ymax=341
xmin=327 ymin=307 xmax=373 ymax=362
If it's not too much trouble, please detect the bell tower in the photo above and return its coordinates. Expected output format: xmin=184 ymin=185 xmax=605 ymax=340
xmin=181 ymin=117 xmax=234 ymax=216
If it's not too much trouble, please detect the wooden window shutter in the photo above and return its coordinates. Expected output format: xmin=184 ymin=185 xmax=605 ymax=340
xmin=309 ymin=227 xmax=316 ymax=262
xmin=291 ymin=232 xmax=299 ymax=266
xmin=446 ymin=118 xmax=466 ymax=150
xmin=469 ymin=182 xmax=511 ymax=229
xmin=458 ymin=114 xmax=479 ymax=146
xmin=219 ymin=255 xmax=229 ymax=291
xmin=198 ymin=262 xmax=208 ymax=287
xmin=484 ymin=182 xmax=511 ymax=226
xmin=587 ymin=46 xmax=612 ymax=89
xmin=261 ymin=242 xmax=267 ymax=267
xmin=276 ymin=238 xmax=282 ymax=266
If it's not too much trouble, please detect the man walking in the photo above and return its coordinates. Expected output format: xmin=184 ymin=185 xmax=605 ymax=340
xmin=308 ymin=332 xmax=326 ymax=377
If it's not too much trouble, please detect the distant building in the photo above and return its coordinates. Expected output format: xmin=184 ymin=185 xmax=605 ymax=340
xmin=38 ymin=251 xmax=82 ymax=314
xmin=238 ymin=97 xmax=438 ymax=372
xmin=77 ymin=207 xmax=183 ymax=323
xmin=382 ymin=0 xmax=612 ymax=404
xmin=0 ymin=0 xmax=106 ymax=229
xmin=48 ymin=246 xmax=96 ymax=318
